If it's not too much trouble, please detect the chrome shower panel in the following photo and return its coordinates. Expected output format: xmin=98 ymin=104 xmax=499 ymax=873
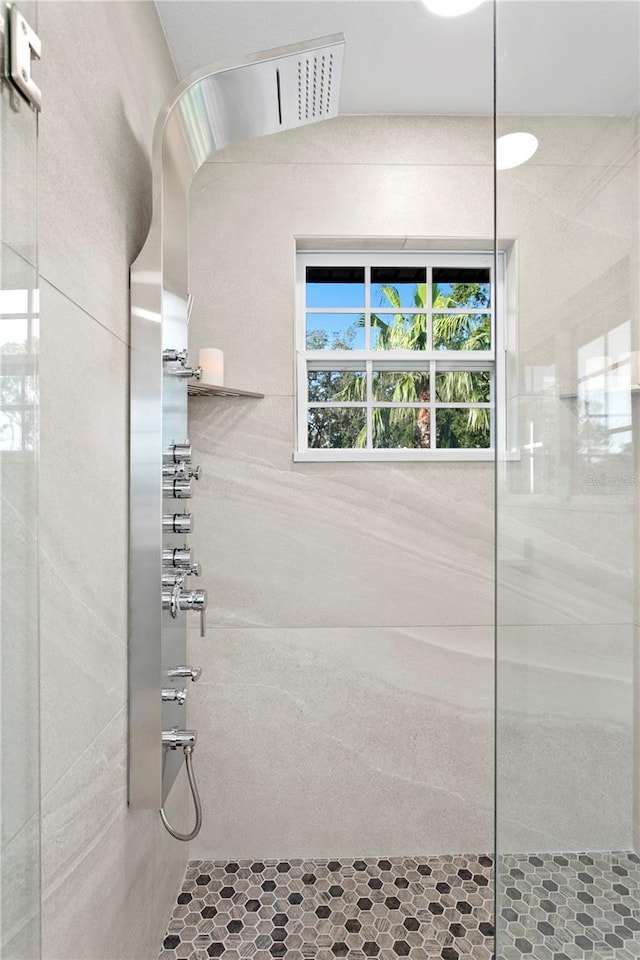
xmin=129 ymin=35 xmax=345 ymax=810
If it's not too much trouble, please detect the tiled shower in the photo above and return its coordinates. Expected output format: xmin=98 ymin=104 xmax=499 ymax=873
xmin=0 ymin=2 xmax=638 ymax=960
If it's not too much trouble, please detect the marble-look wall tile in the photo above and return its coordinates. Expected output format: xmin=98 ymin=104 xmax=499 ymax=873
xmin=36 ymin=4 xmax=185 ymax=959
xmin=37 ymin=287 xmax=187 ymax=957
xmin=1 ymin=460 xmax=40 ymax=842
xmin=496 ymin=498 xmax=633 ymax=626
xmin=185 ymin=117 xmax=495 ymax=859
xmin=634 ymin=618 xmax=640 ymax=853
xmin=496 ymin=123 xmax=638 ymax=854
xmin=206 ymin=115 xmax=493 ymax=167
xmin=189 ymin=160 xmax=493 ymax=395
xmin=38 ymin=1 xmax=176 ymax=343
xmin=1 ymin=813 xmax=40 ymax=960
xmin=38 ymin=282 xmax=129 ymax=793
xmin=1 ymin=76 xmax=38 ymax=266
xmin=185 ymin=112 xmax=639 ymax=863
xmin=497 ymin=623 xmax=633 ymax=853
xmin=189 ymin=396 xmax=494 ymax=628
xmin=187 ymin=626 xmax=494 ymax=859
xmin=41 ymin=708 xmax=189 ymax=960
xmin=498 ymin=155 xmax=638 ymax=355
xmin=500 ymin=116 xmax=638 ymax=168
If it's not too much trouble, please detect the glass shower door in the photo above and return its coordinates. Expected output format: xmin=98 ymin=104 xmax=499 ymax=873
xmin=0 ymin=3 xmax=40 ymax=958
xmin=495 ymin=1 xmax=640 ymax=958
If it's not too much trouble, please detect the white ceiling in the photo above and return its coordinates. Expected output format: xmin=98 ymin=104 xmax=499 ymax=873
xmin=156 ymin=0 xmax=640 ymax=116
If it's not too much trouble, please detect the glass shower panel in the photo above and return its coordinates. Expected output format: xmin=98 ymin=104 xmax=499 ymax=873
xmin=495 ymin=2 xmax=640 ymax=959
xmin=0 ymin=3 xmax=41 ymax=957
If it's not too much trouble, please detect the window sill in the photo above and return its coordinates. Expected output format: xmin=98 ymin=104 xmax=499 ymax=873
xmin=293 ymin=448 xmax=495 ymax=463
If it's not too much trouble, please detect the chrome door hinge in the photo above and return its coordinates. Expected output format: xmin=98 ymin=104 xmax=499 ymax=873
xmin=5 ymin=4 xmax=41 ymax=111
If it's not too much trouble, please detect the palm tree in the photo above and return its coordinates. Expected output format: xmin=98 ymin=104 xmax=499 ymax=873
xmin=338 ymin=281 xmax=490 ymax=448
xmin=431 ymin=281 xmax=491 ymax=446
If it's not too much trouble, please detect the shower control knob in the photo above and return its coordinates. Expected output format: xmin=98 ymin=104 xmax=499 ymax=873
xmin=163 ymin=348 xmax=188 ymax=365
xmin=163 ymin=478 xmax=193 ymax=499
xmin=163 ymin=586 xmax=207 ymax=624
xmin=163 ymin=546 xmax=192 ymax=568
xmin=165 ymin=442 xmax=191 ymax=464
xmin=167 ymin=365 xmax=202 ymax=380
xmin=162 ymin=728 xmax=197 ymax=750
xmin=178 ymin=589 xmax=207 ymax=611
xmin=162 ymin=571 xmax=186 ymax=588
xmin=163 ymin=462 xmax=187 ymax=478
xmin=162 ymin=580 xmax=183 ymax=618
xmin=162 ymin=550 xmax=201 ymax=577
xmin=166 ymin=666 xmax=202 ymax=682
xmin=178 ymin=589 xmax=208 ymax=638
xmin=162 ymin=688 xmax=187 ymax=705
xmin=162 ymin=512 xmax=193 ymax=534
xmin=187 ymin=465 xmax=202 ymax=480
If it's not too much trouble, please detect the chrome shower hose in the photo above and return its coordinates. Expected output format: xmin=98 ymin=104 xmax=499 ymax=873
xmin=159 ymin=744 xmax=202 ymax=841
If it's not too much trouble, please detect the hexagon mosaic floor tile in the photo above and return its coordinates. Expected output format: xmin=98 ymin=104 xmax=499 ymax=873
xmin=158 ymin=855 xmax=494 ymax=960
xmin=497 ymin=851 xmax=640 ymax=960
xmin=159 ymin=852 xmax=640 ymax=960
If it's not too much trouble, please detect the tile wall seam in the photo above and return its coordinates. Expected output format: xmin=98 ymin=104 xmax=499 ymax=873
xmin=202 ymin=161 xmax=494 ymax=168
xmin=1 ymin=237 xmax=37 ymax=271
xmin=193 ymin=623 xmax=496 ymax=631
xmin=194 ymin=625 xmax=495 ymax=631
xmin=199 ymin=160 xmax=638 ymax=170
xmin=39 ymin=274 xmax=130 ymax=349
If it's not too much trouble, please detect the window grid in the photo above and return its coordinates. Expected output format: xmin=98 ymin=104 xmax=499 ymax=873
xmin=296 ymin=252 xmax=500 ymax=461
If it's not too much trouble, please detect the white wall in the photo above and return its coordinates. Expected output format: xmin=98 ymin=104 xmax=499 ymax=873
xmin=186 ymin=115 xmax=496 ymax=859
xmin=36 ymin=4 xmax=187 ymax=958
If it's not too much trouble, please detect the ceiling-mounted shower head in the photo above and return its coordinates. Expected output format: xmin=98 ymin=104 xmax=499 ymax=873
xmin=287 ymin=39 xmax=341 ymax=125
xmin=231 ymin=33 xmax=345 ymax=136
xmin=166 ymin=34 xmax=346 ymax=158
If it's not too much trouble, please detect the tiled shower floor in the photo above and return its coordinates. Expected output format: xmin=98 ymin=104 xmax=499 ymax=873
xmin=159 ymin=852 xmax=640 ymax=960
xmin=499 ymin=851 xmax=640 ymax=960
xmin=158 ymin=855 xmax=494 ymax=960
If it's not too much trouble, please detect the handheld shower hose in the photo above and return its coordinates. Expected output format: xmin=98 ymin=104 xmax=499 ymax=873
xmin=159 ymin=744 xmax=203 ymax=841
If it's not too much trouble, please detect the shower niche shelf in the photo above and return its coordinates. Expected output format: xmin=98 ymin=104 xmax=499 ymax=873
xmin=187 ymin=383 xmax=264 ymax=399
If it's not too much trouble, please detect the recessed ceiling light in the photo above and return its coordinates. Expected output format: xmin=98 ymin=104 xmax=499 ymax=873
xmin=496 ymin=132 xmax=539 ymax=170
xmin=421 ymin=0 xmax=485 ymax=16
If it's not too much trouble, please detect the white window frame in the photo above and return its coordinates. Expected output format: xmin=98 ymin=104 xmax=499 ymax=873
xmin=294 ymin=250 xmax=506 ymax=462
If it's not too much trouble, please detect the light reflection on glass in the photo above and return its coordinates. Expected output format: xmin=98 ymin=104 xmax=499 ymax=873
xmin=0 ymin=287 xmax=38 ymax=451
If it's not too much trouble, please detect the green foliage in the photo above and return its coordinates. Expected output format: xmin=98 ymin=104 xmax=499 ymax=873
xmin=308 ymin=407 xmax=364 ymax=448
xmin=306 ymin=328 xmax=358 ymax=351
xmin=306 ymin=282 xmax=491 ymax=449
xmin=370 ymin=283 xmax=427 ymax=351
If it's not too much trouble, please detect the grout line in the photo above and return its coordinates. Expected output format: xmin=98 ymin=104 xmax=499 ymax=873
xmin=194 ymin=622 xmax=630 ymax=631
xmin=1 ymin=238 xmax=37 ymax=271
xmin=201 ymin=159 xmax=634 ymax=169
xmin=39 ymin=275 xmax=130 ymax=349
xmin=203 ymin=160 xmax=495 ymax=168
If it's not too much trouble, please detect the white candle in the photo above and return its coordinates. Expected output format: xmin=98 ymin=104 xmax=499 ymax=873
xmin=198 ymin=348 xmax=224 ymax=386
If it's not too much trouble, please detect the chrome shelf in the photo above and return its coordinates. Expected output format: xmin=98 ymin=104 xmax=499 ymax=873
xmin=187 ymin=382 xmax=264 ymax=399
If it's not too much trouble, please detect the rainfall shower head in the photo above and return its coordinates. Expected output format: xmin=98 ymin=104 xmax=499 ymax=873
xmin=283 ymin=37 xmax=342 ymax=125
xmin=174 ymin=33 xmax=346 ymax=151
